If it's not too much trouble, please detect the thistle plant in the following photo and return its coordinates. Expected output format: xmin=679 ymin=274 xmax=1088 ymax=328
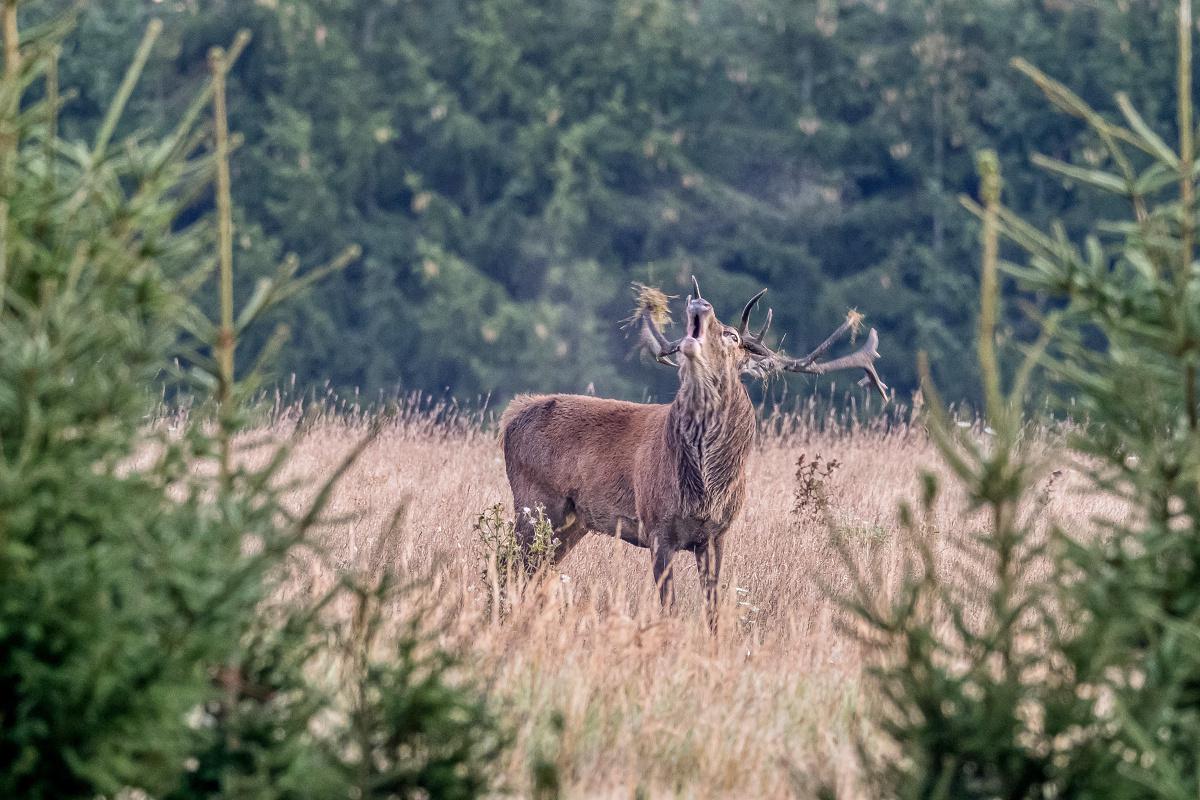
xmin=792 ymin=452 xmax=841 ymax=522
xmin=475 ymin=502 xmax=560 ymax=620
xmin=475 ymin=502 xmax=523 ymax=580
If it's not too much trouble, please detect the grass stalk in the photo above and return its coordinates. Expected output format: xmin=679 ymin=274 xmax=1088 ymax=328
xmin=1180 ymin=0 xmax=1198 ymax=430
xmin=91 ymin=18 xmax=161 ymax=165
xmin=1179 ymin=0 xmax=1194 ymax=269
xmin=975 ymin=149 xmax=1003 ymax=423
xmin=158 ymin=30 xmax=250 ymax=167
xmin=0 ymin=0 xmax=18 ymax=306
xmin=210 ymin=45 xmax=236 ymax=486
xmin=2 ymin=0 xmax=16 ymax=77
xmin=44 ymin=45 xmax=57 ymax=195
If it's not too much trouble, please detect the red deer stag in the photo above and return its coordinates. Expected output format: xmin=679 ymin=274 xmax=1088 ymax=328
xmin=500 ymin=278 xmax=886 ymax=623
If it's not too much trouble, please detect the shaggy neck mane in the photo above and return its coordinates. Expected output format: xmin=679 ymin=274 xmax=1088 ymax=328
xmin=667 ymin=364 xmax=753 ymax=517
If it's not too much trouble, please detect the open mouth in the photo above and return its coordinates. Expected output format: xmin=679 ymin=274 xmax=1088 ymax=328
xmin=681 ymin=298 xmax=712 ymax=356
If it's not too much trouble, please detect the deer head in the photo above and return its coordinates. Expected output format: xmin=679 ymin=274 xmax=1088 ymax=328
xmin=674 ymin=276 xmax=754 ymax=395
xmin=633 ymin=278 xmax=889 ymax=400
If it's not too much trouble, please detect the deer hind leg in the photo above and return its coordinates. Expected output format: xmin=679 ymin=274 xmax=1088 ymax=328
xmin=694 ymin=534 xmax=724 ymax=633
xmin=545 ymin=496 xmax=589 ymax=562
xmin=512 ymin=488 xmax=587 ymax=569
xmin=650 ymin=534 xmax=678 ymax=610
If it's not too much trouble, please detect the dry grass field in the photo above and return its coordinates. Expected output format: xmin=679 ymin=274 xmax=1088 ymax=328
xmin=238 ymin=400 xmax=1115 ymax=799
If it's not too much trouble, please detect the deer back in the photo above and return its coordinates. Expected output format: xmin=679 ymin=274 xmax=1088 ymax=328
xmin=501 ymin=394 xmax=671 ymax=521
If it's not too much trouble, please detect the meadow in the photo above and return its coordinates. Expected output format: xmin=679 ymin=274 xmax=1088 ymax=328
xmin=238 ymin=398 xmax=1113 ymax=799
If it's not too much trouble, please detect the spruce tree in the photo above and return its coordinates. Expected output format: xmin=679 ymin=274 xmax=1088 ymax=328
xmin=850 ymin=1 xmax=1200 ymax=795
xmin=0 ymin=6 xmax=502 ymax=798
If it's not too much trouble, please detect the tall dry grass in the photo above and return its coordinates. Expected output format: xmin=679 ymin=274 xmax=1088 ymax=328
xmin=221 ymin=398 xmax=1115 ymax=798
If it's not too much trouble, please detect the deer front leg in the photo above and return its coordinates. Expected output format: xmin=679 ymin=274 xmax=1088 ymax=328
xmin=695 ymin=534 xmax=723 ymax=632
xmin=650 ymin=534 xmax=677 ymax=610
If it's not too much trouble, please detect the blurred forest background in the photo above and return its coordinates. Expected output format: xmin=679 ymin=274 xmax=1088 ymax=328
xmin=49 ymin=0 xmax=1178 ymax=403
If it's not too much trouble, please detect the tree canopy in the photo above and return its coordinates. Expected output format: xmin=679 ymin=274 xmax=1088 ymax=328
xmin=53 ymin=0 xmax=1182 ymax=404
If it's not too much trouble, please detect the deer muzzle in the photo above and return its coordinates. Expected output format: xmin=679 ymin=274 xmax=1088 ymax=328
xmin=680 ymin=297 xmax=713 ymax=359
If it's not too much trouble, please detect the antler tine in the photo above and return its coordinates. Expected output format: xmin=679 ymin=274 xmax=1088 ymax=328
xmin=738 ymin=288 xmax=768 ymax=336
xmin=626 ymin=284 xmax=684 ymax=367
xmin=756 ymin=307 xmax=773 ymax=340
xmin=737 ymin=288 xmax=782 ymax=362
xmin=744 ymin=308 xmax=889 ymax=402
xmin=795 ymin=314 xmax=858 ymax=367
xmin=640 ymin=310 xmax=685 ymax=366
xmin=785 ymin=328 xmax=888 ymax=401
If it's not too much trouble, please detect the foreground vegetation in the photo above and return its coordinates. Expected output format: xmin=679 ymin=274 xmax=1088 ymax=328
xmin=841 ymin=0 xmax=1200 ymax=794
xmin=0 ymin=8 xmax=500 ymax=798
xmin=220 ymin=403 xmax=1079 ymax=797
xmin=9 ymin=1 xmax=1200 ymax=798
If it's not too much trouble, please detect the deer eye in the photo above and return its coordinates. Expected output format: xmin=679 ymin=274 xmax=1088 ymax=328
xmin=723 ymin=328 xmax=740 ymax=343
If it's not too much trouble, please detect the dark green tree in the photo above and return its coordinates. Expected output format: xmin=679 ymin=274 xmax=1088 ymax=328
xmin=0 ymin=7 xmax=503 ymax=798
xmin=39 ymin=0 xmax=1194 ymax=406
xmin=847 ymin=2 xmax=1200 ymax=795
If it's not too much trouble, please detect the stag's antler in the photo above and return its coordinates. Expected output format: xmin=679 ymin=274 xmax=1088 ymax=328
xmin=640 ymin=312 xmax=683 ymax=366
xmin=791 ymin=327 xmax=888 ymax=400
xmin=629 ymin=276 xmax=719 ymax=366
xmin=628 ymin=283 xmax=685 ymax=366
xmin=740 ymin=292 xmax=889 ymax=401
xmin=738 ymin=288 xmax=774 ymax=357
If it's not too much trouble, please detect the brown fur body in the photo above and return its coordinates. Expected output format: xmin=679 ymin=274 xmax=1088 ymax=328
xmin=500 ymin=296 xmax=757 ymax=613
